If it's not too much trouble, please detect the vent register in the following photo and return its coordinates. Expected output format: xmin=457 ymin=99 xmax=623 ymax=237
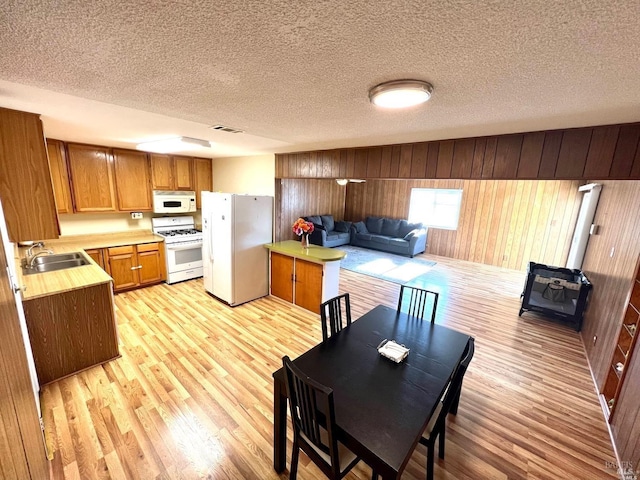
xmin=209 ymin=125 xmax=244 ymax=134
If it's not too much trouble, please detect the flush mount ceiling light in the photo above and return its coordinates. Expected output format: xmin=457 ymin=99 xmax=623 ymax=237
xmin=136 ymin=136 xmax=213 ymax=154
xmin=335 ymin=179 xmax=366 ymax=186
xmin=369 ymin=80 xmax=434 ymax=108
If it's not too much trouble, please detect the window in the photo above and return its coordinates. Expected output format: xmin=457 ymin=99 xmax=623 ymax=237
xmin=408 ymin=188 xmax=463 ymax=230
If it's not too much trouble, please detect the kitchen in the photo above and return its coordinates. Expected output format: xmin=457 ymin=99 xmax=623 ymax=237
xmin=0 ymin=106 xmax=277 ymax=478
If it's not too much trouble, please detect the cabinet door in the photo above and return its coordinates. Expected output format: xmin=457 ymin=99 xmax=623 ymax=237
xmin=46 ymin=139 xmax=74 ymax=214
xmin=294 ymin=259 xmax=323 ymax=314
xmin=137 ymin=243 xmax=163 ymax=285
xmin=193 ymin=157 xmax=212 ymax=209
xmin=172 ymin=156 xmax=193 ymax=190
xmin=271 ymin=252 xmax=294 ymax=303
xmin=66 ymin=143 xmax=117 ymax=212
xmin=0 ymin=107 xmax=60 ymax=242
xmin=85 ymin=248 xmax=105 ymax=270
xmin=150 ymin=154 xmax=173 ymax=190
xmin=112 ymin=149 xmax=152 ymax=211
xmin=106 ymin=245 xmax=139 ymax=291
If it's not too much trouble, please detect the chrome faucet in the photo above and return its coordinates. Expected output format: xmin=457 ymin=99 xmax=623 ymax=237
xmin=25 ymin=242 xmax=54 ymax=268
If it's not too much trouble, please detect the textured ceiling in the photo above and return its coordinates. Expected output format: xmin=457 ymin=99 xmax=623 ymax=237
xmin=1 ymin=0 xmax=639 ymax=157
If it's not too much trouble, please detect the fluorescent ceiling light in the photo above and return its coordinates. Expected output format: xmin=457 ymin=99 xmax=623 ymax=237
xmin=136 ymin=136 xmax=212 ymax=154
xmin=369 ymin=80 xmax=434 ymax=108
xmin=336 ymin=179 xmax=348 ymax=186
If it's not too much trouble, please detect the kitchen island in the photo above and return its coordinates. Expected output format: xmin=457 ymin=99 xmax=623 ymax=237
xmin=265 ymin=240 xmax=346 ymax=314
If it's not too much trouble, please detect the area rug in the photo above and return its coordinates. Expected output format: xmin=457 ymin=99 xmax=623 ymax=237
xmin=339 ymin=245 xmax=436 ymax=285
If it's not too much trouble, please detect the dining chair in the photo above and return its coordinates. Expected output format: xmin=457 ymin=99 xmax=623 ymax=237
xmin=320 ymin=293 xmax=352 ymax=341
xmin=418 ymin=338 xmax=475 ymax=480
xmin=282 ymin=356 xmax=377 ymax=479
xmin=397 ymin=285 xmax=439 ymax=323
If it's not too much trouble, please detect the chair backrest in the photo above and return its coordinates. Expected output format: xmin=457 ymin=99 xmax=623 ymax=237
xmin=282 ymin=356 xmax=340 ymax=476
xmin=397 ymin=285 xmax=439 ymax=323
xmin=442 ymin=338 xmax=475 ymax=412
xmin=320 ymin=293 xmax=352 ymax=341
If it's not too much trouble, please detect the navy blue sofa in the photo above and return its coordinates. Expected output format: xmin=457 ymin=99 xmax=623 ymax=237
xmin=305 ymin=215 xmax=352 ymax=248
xmin=350 ymin=216 xmax=427 ymax=257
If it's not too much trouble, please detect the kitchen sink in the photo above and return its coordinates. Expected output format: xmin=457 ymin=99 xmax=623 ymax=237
xmin=31 ymin=252 xmax=85 ymax=265
xmin=21 ymin=252 xmax=90 ymax=275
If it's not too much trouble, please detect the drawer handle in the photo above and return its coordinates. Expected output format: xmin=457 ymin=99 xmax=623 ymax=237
xmin=130 ymin=265 xmax=142 ymax=270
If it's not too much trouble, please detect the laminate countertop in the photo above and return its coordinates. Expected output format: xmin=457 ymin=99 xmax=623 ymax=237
xmin=14 ymin=231 xmax=165 ymax=300
xmin=265 ymin=240 xmax=346 ymax=263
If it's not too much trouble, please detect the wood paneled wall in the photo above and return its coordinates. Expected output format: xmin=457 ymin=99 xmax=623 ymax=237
xmin=344 ymin=179 xmax=582 ymax=271
xmin=276 ymin=122 xmax=640 ymax=181
xmin=274 ymin=179 xmax=346 ymax=242
xmin=579 ymin=181 xmax=640 ymax=469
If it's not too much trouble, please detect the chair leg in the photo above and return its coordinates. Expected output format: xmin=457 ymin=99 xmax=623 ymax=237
xmin=290 ymin=441 xmax=299 ymax=480
xmin=371 ymin=469 xmax=379 ymax=480
xmin=438 ymin=427 xmax=446 ymax=459
xmin=427 ymin=442 xmax=435 ymax=480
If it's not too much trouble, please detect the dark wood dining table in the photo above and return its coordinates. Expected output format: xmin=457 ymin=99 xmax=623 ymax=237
xmin=272 ymin=304 xmax=473 ymax=480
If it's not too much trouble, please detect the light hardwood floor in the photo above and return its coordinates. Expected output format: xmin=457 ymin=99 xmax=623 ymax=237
xmin=41 ymin=254 xmax=618 ymax=479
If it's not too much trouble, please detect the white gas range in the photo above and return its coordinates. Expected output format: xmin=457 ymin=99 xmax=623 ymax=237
xmin=152 ymin=216 xmax=203 ymax=284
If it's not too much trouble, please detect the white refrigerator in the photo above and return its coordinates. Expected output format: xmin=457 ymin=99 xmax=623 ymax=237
xmin=202 ymin=192 xmax=273 ymax=306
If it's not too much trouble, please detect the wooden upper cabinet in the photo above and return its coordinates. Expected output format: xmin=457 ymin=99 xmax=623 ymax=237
xmin=150 ymin=154 xmax=173 ymax=190
xmin=46 ymin=139 xmax=74 ymax=214
xmin=66 ymin=143 xmax=117 ymax=212
xmin=150 ymin=154 xmax=193 ymax=191
xmin=0 ymin=107 xmax=60 ymax=242
xmin=112 ymin=149 xmax=152 ymax=211
xmin=173 ymin=155 xmax=193 ymax=190
xmin=193 ymin=157 xmax=213 ymax=209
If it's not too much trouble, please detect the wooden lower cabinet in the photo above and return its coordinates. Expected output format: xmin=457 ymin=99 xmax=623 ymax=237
xmin=105 ymin=242 xmax=165 ymax=292
xmin=85 ymin=248 xmax=105 ymax=269
xmin=22 ymin=282 xmax=119 ymax=385
xmin=269 ymin=252 xmax=338 ymax=314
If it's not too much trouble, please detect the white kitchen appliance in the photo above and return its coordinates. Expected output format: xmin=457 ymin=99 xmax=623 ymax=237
xmin=152 ymin=216 xmax=203 ymax=284
xmin=153 ymin=190 xmax=196 ymax=214
xmin=202 ymin=192 xmax=273 ymax=306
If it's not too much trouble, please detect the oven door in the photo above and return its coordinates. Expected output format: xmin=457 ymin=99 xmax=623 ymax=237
xmin=165 ymin=241 xmax=203 ymax=273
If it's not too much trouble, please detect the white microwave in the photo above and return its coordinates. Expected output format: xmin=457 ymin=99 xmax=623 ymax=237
xmin=153 ymin=190 xmax=197 ymax=213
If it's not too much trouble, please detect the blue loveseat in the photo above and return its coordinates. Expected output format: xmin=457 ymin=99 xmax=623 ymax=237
xmin=350 ymin=216 xmax=428 ymax=257
xmin=304 ymin=215 xmax=352 ymax=248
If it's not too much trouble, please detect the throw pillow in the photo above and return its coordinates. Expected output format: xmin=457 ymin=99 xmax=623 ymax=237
xmin=320 ymin=215 xmax=335 ymax=232
xmin=403 ymin=228 xmax=420 ymax=240
xmin=313 ymin=223 xmax=326 ymax=231
xmin=334 ymin=221 xmax=352 ymax=233
xmin=365 ymin=216 xmax=383 ymax=234
xmin=354 ymin=221 xmax=368 ymax=234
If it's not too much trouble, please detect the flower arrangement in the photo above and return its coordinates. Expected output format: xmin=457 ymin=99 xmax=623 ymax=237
xmin=292 ymin=218 xmax=314 ymax=237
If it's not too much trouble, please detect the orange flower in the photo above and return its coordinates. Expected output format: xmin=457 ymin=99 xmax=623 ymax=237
xmin=292 ymin=218 xmax=315 ymax=236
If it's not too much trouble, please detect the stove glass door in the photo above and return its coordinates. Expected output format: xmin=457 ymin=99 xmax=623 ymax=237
xmin=166 ymin=242 xmax=203 ymax=273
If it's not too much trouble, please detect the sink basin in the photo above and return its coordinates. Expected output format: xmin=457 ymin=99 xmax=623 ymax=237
xmin=22 ymin=252 xmax=90 ymax=275
xmin=32 ymin=252 xmax=85 ymax=265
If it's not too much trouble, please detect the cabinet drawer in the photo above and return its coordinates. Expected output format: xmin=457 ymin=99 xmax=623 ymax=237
xmin=108 ymin=245 xmax=135 ymax=256
xmin=137 ymin=242 xmax=160 ymax=253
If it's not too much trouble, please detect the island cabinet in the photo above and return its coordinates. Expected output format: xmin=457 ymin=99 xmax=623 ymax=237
xmin=104 ymin=242 xmax=165 ymax=292
xmin=266 ymin=241 xmax=345 ymax=314
xmin=0 ymin=107 xmax=60 ymax=242
xmin=150 ymin=154 xmax=193 ymax=191
xmin=22 ymin=282 xmax=119 ymax=385
xmin=602 ymin=259 xmax=640 ymax=420
xmin=66 ymin=143 xmax=118 ymax=212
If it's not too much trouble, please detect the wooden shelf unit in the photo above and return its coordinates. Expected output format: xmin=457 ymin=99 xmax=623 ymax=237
xmin=602 ymin=260 xmax=640 ymax=420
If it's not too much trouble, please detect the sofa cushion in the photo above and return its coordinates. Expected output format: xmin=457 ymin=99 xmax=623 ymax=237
xmin=365 ymin=217 xmax=383 ymax=234
xmin=353 ymin=221 xmax=368 ymax=234
xmin=355 ymin=233 xmax=372 ymax=241
xmin=320 ymin=215 xmax=335 ymax=232
xmin=306 ymin=215 xmax=322 ymax=226
xmin=388 ymin=237 xmax=409 ymax=247
xmin=370 ymin=234 xmax=390 ymax=245
xmin=381 ymin=218 xmax=401 ymax=237
xmin=334 ymin=220 xmax=351 ymax=233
